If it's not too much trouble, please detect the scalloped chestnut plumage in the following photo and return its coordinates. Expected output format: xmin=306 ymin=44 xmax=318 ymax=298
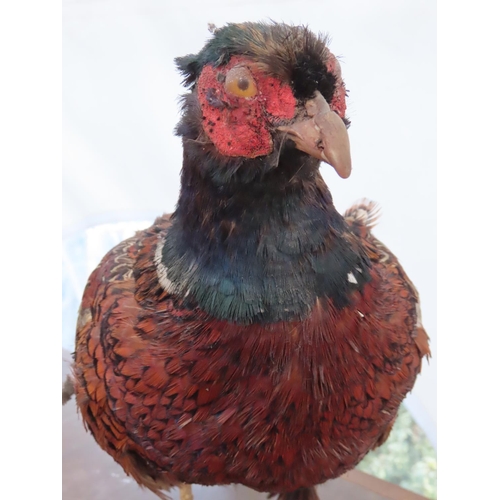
xmin=67 ymin=22 xmax=430 ymax=500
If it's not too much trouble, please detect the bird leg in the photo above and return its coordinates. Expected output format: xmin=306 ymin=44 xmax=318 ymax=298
xmin=179 ymin=483 xmax=193 ymax=500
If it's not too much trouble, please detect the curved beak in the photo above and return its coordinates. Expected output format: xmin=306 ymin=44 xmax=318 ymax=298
xmin=277 ymin=91 xmax=352 ymax=179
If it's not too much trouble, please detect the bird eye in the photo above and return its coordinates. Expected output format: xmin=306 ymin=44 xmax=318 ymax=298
xmin=224 ymin=66 xmax=258 ymax=98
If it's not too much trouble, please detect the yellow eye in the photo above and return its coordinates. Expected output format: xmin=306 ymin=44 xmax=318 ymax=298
xmin=224 ymin=66 xmax=258 ymax=98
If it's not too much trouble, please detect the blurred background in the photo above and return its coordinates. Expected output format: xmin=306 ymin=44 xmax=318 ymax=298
xmin=62 ymin=0 xmax=436 ymax=498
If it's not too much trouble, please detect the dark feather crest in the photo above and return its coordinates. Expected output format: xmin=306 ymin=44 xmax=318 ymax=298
xmin=175 ymin=22 xmax=333 ymax=99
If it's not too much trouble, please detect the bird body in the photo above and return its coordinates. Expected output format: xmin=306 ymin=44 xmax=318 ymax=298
xmin=70 ymin=22 xmax=430 ymax=499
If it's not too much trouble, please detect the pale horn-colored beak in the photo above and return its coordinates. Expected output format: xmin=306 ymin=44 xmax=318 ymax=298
xmin=277 ymin=91 xmax=352 ymax=179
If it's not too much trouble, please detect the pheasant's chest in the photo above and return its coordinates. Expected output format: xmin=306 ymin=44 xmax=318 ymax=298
xmin=190 ymin=321 xmax=378 ymax=420
xmin=121 ymin=291 xmax=416 ymax=490
xmin=160 ymin=318 xmax=394 ymax=489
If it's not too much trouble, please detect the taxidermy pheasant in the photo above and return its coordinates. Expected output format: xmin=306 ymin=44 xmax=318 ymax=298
xmin=66 ymin=22 xmax=430 ymax=500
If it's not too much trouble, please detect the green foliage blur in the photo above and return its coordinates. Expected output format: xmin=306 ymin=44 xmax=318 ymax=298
xmin=357 ymin=405 xmax=437 ymax=499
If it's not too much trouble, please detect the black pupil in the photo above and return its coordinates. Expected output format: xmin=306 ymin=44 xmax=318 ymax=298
xmin=237 ymin=77 xmax=249 ymax=91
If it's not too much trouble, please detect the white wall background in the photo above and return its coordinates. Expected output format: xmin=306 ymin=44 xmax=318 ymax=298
xmin=63 ymin=0 xmax=436 ymax=447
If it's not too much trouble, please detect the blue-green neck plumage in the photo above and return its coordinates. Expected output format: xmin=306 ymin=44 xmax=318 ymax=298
xmin=162 ymin=142 xmax=370 ymax=324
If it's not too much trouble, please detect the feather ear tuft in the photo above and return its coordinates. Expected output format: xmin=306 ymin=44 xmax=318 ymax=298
xmin=175 ymin=54 xmax=201 ymax=87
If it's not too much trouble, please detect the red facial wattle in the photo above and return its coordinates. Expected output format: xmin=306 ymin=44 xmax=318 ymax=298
xmin=197 ymin=56 xmax=296 ymax=158
xmin=326 ymin=55 xmax=347 ymax=119
xmin=197 ymin=54 xmax=348 ymax=170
